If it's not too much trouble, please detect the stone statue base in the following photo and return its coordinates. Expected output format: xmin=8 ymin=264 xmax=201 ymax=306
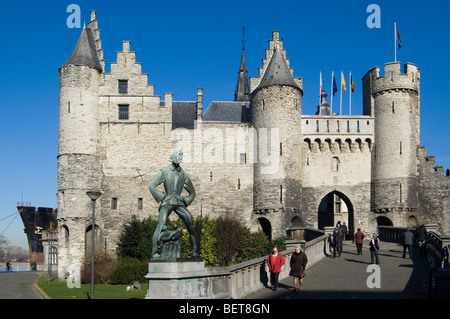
xmin=145 ymin=260 xmax=210 ymax=299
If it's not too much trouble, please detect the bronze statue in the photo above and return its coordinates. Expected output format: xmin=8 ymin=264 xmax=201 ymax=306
xmin=149 ymin=150 xmax=197 ymax=259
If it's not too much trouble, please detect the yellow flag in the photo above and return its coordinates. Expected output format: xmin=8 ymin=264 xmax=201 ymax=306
xmin=341 ymin=71 xmax=346 ymax=92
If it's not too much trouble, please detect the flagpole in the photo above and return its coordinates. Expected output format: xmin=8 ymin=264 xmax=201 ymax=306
xmin=349 ymin=72 xmax=352 ymax=116
xmin=394 ymin=21 xmax=397 ymax=62
xmin=340 ymin=71 xmax=343 ymax=116
xmin=319 ymin=71 xmax=322 ymax=115
xmin=330 ymin=71 xmax=334 ymax=114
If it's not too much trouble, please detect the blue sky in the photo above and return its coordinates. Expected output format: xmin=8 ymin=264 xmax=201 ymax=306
xmin=1 ymin=0 xmax=449 ymax=249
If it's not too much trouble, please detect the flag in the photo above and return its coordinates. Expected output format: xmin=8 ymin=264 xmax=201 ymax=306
xmin=396 ymin=26 xmax=402 ymax=49
xmin=341 ymin=71 xmax=346 ymax=92
xmin=332 ymin=73 xmax=338 ymax=96
xmin=351 ymin=74 xmax=355 ymax=93
xmin=320 ymin=71 xmax=323 ymax=93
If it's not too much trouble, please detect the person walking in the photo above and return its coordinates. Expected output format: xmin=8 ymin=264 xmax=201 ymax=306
xmin=267 ymin=246 xmax=285 ymax=291
xmin=369 ymin=233 xmax=380 ymax=264
xmin=401 ymin=228 xmax=414 ymax=259
xmin=289 ymin=246 xmax=308 ymax=292
xmin=416 ymin=225 xmax=427 ymax=256
xmin=353 ymin=228 xmax=365 ymax=255
xmin=332 ymin=223 xmax=343 ymax=257
xmin=342 ymin=222 xmax=348 ymax=240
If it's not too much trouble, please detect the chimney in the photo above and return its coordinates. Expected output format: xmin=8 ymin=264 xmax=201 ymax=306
xmin=196 ymin=88 xmax=203 ymax=121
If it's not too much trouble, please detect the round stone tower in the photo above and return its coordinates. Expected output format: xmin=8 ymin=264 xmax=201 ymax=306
xmin=250 ymin=32 xmax=303 ymax=238
xmin=364 ymin=62 xmax=420 ymax=225
xmin=57 ymin=25 xmax=103 ymax=277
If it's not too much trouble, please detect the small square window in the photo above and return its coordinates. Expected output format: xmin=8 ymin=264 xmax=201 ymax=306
xmin=118 ymin=80 xmax=128 ymax=94
xmin=118 ymin=105 xmax=129 ymax=120
xmin=137 ymin=198 xmax=143 ymax=210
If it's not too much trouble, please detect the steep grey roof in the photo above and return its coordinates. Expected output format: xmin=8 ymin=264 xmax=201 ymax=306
xmin=254 ymin=47 xmax=299 ymax=92
xmin=203 ymin=101 xmax=251 ymax=123
xmin=172 ymin=102 xmax=197 ymax=129
xmin=61 ymin=26 xmax=102 ymax=71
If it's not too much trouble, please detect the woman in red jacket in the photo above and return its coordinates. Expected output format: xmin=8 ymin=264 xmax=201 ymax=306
xmin=267 ymin=247 xmax=285 ymax=291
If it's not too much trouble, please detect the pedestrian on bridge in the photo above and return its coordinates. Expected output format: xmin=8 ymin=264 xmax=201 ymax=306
xmin=267 ymin=246 xmax=285 ymax=292
xmin=353 ymin=228 xmax=365 ymax=255
xmin=332 ymin=223 xmax=344 ymax=257
xmin=401 ymin=228 xmax=414 ymax=259
xmin=289 ymin=246 xmax=308 ymax=292
xmin=369 ymin=233 xmax=380 ymax=264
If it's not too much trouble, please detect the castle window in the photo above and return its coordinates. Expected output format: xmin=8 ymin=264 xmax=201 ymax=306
xmin=237 ymin=179 xmax=241 ymax=190
xmin=331 ymin=157 xmax=340 ymax=172
xmin=111 ymin=197 xmax=118 ymax=210
xmin=392 ymin=102 xmax=395 ymax=113
xmin=118 ymin=104 xmax=129 ymax=120
xmin=118 ymin=80 xmax=128 ymax=94
xmin=356 ymin=120 xmax=360 ymax=132
xmin=137 ymin=198 xmax=143 ymax=210
xmin=240 ymin=153 xmax=247 ymax=163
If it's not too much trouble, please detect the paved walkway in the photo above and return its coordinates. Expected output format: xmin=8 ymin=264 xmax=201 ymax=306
xmin=0 ymin=272 xmax=44 ymax=299
xmin=245 ymin=240 xmax=431 ymax=299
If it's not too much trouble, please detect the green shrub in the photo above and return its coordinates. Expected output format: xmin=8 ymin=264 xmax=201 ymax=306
xmin=107 ymin=256 xmax=148 ymax=285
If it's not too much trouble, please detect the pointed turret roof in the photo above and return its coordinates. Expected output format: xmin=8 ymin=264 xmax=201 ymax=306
xmin=234 ymin=49 xmax=250 ymax=101
xmin=61 ymin=26 xmax=102 ymax=71
xmin=255 ymin=46 xmax=299 ymax=92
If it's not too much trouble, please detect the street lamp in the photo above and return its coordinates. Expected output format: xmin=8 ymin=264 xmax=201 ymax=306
xmin=86 ymin=191 xmax=102 ymax=299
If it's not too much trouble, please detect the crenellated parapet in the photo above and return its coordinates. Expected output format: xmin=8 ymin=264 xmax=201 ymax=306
xmin=367 ymin=62 xmax=420 ymax=96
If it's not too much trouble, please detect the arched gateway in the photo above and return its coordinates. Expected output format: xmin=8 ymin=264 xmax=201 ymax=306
xmin=318 ymin=191 xmax=354 ymax=238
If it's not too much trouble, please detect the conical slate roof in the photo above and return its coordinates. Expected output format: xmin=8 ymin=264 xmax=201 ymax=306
xmin=255 ymin=47 xmax=299 ymax=92
xmin=61 ymin=26 xmax=102 ymax=71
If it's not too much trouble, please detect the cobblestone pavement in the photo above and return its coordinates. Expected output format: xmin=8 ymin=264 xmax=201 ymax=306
xmin=245 ymin=240 xmax=431 ymax=299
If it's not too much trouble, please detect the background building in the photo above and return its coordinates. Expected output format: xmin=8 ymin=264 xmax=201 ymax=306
xmin=56 ymin=11 xmax=450 ymax=277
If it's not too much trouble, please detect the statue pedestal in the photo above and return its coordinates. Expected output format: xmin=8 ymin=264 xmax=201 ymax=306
xmin=145 ymin=260 xmax=209 ymax=299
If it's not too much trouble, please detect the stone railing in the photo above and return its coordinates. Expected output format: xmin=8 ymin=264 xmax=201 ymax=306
xmin=146 ymin=229 xmax=330 ymax=299
xmin=216 ymin=231 xmax=329 ymax=299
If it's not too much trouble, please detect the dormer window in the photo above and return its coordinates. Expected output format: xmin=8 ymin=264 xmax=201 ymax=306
xmin=118 ymin=80 xmax=128 ymax=94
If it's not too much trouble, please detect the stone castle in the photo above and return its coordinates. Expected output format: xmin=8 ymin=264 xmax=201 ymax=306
xmin=56 ymin=11 xmax=450 ymax=276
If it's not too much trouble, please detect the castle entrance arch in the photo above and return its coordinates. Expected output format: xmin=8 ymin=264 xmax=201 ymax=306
xmin=257 ymin=217 xmax=272 ymax=240
xmin=318 ymin=191 xmax=354 ymax=239
xmin=376 ymin=216 xmax=393 ymax=226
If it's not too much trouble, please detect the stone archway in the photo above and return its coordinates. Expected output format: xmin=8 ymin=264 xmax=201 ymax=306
xmin=85 ymin=224 xmax=103 ymax=255
xmin=376 ymin=216 xmax=393 ymax=226
xmin=257 ymin=217 xmax=272 ymax=240
xmin=318 ymin=191 xmax=354 ymax=238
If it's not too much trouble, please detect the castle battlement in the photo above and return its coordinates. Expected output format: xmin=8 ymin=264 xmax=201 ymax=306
xmin=369 ymin=62 xmax=420 ymax=96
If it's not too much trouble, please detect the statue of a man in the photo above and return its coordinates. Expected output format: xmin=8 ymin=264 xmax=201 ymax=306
xmin=149 ymin=150 xmax=197 ymax=259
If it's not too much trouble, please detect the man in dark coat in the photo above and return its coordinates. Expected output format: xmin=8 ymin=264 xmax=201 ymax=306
xmin=289 ymin=246 xmax=308 ymax=291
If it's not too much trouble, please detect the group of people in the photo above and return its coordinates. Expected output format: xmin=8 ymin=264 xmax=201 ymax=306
xmin=267 ymin=246 xmax=308 ymax=292
xmin=265 ymin=224 xmax=426 ymax=293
